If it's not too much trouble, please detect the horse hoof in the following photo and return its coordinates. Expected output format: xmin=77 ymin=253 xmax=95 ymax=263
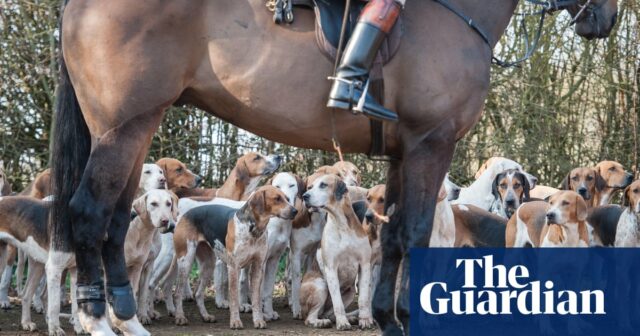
xmin=107 ymin=284 xmax=136 ymax=320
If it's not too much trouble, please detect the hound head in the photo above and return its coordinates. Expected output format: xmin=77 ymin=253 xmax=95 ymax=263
xmin=333 ymin=161 xmax=362 ymax=187
xmin=235 ymin=152 xmax=282 ymax=182
xmin=156 ymin=158 xmax=201 ymax=191
xmin=623 ymin=180 xmax=640 ymax=214
xmin=566 ymin=0 xmax=618 ymax=40
xmin=476 ymin=157 xmax=538 ymax=189
xmin=249 ymin=185 xmax=298 ymax=225
xmin=595 ymin=160 xmax=633 ymax=190
xmin=546 ymin=191 xmax=588 ymax=225
xmin=303 ymin=174 xmax=349 ymax=213
xmin=139 ymin=163 xmax=167 ymax=193
xmin=443 ymin=174 xmax=461 ymax=201
xmin=267 ymin=172 xmax=304 ymax=206
xmin=492 ymin=169 xmax=531 ymax=218
xmin=561 ymin=167 xmax=602 ymax=201
xmin=133 ymin=189 xmax=178 ymax=233
xmin=365 ymin=184 xmax=386 ymax=225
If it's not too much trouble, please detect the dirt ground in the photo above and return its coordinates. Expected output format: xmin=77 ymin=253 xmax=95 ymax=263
xmin=0 ymin=296 xmax=380 ymax=336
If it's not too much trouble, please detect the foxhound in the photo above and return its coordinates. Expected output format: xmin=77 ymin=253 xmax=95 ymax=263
xmin=541 ymin=191 xmax=589 ymax=247
xmin=300 ymin=174 xmax=374 ymax=330
xmin=169 ymin=186 xmax=296 ymax=329
xmin=490 ymin=169 xmax=531 ymax=219
xmin=615 ymin=180 xmax=640 ymax=247
xmin=505 ymin=201 xmax=549 ymax=247
xmin=593 ymin=160 xmax=633 ymax=205
xmin=453 ymin=204 xmax=507 ymax=247
xmin=561 ymin=162 xmax=632 ymax=208
xmin=261 ymin=172 xmax=305 ymax=321
xmin=454 ymin=157 xmax=537 ymax=211
xmin=137 ymin=163 xmax=166 ymax=197
xmin=156 ymin=157 xmax=202 ymax=197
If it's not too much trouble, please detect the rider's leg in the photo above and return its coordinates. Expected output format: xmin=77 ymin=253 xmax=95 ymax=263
xmin=327 ymin=0 xmax=402 ymax=122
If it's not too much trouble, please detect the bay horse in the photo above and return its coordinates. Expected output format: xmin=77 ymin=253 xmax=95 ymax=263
xmin=50 ymin=0 xmax=617 ymax=334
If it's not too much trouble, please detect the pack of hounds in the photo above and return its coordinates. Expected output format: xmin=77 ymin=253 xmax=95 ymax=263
xmin=0 ymin=154 xmax=638 ymax=335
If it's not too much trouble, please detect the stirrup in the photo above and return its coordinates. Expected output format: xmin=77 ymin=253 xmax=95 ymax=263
xmin=353 ymin=79 xmax=371 ymax=114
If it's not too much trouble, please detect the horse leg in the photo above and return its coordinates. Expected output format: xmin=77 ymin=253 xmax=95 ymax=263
xmin=396 ymin=129 xmax=456 ymax=333
xmin=70 ymin=110 xmax=163 ymax=331
xmin=372 ymin=159 xmax=403 ymax=334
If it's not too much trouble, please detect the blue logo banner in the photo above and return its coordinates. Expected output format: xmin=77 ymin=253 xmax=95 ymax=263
xmin=409 ymin=248 xmax=640 ymax=336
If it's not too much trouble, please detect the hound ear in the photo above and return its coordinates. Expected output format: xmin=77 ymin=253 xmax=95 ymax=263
xmin=1 ymin=176 xmax=11 ymax=196
xmin=576 ymin=195 xmax=588 ymax=222
xmin=334 ymin=179 xmax=348 ymax=201
xmin=235 ymin=157 xmax=250 ymax=184
xmin=295 ymin=174 xmax=305 ymax=200
xmin=561 ymin=173 xmax=571 ymax=190
xmin=250 ymin=189 xmax=267 ymax=213
xmin=437 ymin=185 xmax=448 ymax=202
xmin=492 ymin=174 xmax=501 ymax=200
xmin=623 ymin=186 xmax=631 ymax=208
xmin=169 ymin=191 xmax=179 ymax=219
xmin=133 ymin=194 xmax=148 ymax=218
xmin=595 ymin=171 xmax=607 ymax=192
xmin=475 ymin=161 xmax=488 ymax=180
xmin=521 ymin=173 xmax=531 ymax=202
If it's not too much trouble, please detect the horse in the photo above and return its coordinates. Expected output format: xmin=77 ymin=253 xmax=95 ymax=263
xmin=50 ymin=0 xmax=617 ymax=334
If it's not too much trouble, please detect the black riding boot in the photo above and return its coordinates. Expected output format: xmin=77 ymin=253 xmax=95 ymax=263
xmin=327 ymin=1 xmax=401 ymax=122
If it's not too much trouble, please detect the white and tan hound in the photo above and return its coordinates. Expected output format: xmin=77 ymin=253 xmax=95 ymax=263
xmin=540 ymin=191 xmax=589 ymax=247
xmin=261 ymin=172 xmax=305 ymax=321
xmin=615 ymin=180 xmax=640 ymax=247
xmin=300 ymin=174 xmax=374 ymax=330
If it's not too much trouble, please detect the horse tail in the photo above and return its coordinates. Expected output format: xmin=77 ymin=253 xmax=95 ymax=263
xmin=50 ymin=0 xmax=91 ymax=251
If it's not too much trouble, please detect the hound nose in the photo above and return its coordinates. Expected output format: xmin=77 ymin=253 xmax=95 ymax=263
xmin=626 ymin=174 xmax=634 ymax=184
xmin=291 ymin=208 xmax=298 ymax=216
xmin=546 ymin=212 xmax=555 ymax=222
xmin=365 ymin=209 xmax=375 ymax=222
xmin=159 ymin=177 xmax=166 ymax=184
xmin=302 ymin=192 xmax=310 ymax=202
xmin=505 ymin=199 xmax=516 ymax=207
xmin=161 ymin=219 xmax=170 ymax=227
xmin=531 ymin=177 xmax=538 ymax=185
xmin=578 ymin=187 xmax=587 ymax=195
xmin=195 ymin=175 xmax=203 ymax=186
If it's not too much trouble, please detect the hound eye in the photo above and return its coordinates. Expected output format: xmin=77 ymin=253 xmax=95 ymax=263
xmin=500 ymin=183 xmax=508 ymax=189
xmin=144 ymin=171 xmax=151 ymax=174
xmin=254 ymin=155 xmax=261 ymax=161
xmin=367 ymin=197 xmax=372 ymax=202
xmin=513 ymin=183 xmax=521 ymax=189
xmin=634 ymin=189 xmax=639 ymax=193
xmin=572 ymin=176 xmax=579 ymax=181
xmin=609 ymin=167 xmax=616 ymax=171
xmin=379 ymin=198 xmax=385 ymax=204
xmin=166 ymin=202 xmax=171 ymax=207
xmin=151 ymin=202 xmax=159 ymax=207
xmin=319 ymin=182 xmax=327 ymax=188
xmin=562 ymin=201 xmax=570 ymax=206
xmin=587 ymin=176 xmax=594 ymax=181
xmin=289 ymin=184 xmax=295 ymax=188
xmin=176 ymin=167 xmax=183 ymax=173
xmin=275 ymin=196 xmax=282 ymax=202
xmin=352 ymin=169 xmax=357 ymax=174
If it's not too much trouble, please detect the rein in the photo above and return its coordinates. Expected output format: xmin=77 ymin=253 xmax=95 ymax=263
xmin=433 ymin=0 xmax=594 ymax=67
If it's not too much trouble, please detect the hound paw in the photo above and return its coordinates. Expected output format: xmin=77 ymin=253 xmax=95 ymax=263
xmin=32 ymin=301 xmax=45 ymax=314
xmin=202 ymin=314 xmax=216 ymax=323
xmin=254 ymin=319 xmax=267 ymax=329
xmin=139 ymin=314 xmax=152 ymax=325
xmin=174 ymin=315 xmax=189 ymax=326
xmin=0 ymin=300 xmax=11 ymax=309
xmin=49 ymin=326 xmax=66 ymax=336
xmin=230 ymin=318 xmax=244 ymax=329
xmin=21 ymin=322 xmax=37 ymax=331
xmin=215 ymin=300 xmax=229 ymax=309
xmin=306 ymin=318 xmax=332 ymax=328
xmin=336 ymin=317 xmax=352 ymax=331
xmin=359 ymin=316 xmax=375 ymax=329
xmin=264 ymin=310 xmax=279 ymax=321
xmin=166 ymin=307 xmax=175 ymax=317
xmin=292 ymin=310 xmax=302 ymax=320
xmin=239 ymin=303 xmax=252 ymax=313
xmin=148 ymin=309 xmax=161 ymax=320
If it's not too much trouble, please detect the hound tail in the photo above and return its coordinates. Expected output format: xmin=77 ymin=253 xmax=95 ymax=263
xmin=50 ymin=0 xmax=91 ymax=251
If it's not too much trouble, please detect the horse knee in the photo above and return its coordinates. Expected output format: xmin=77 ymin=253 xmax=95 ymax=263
xmin=69 ymin=192 xmax=108 ymax=247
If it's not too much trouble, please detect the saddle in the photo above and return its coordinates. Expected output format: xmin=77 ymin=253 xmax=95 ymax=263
xmin=280 ymin=0 xmax=403 ymax=159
